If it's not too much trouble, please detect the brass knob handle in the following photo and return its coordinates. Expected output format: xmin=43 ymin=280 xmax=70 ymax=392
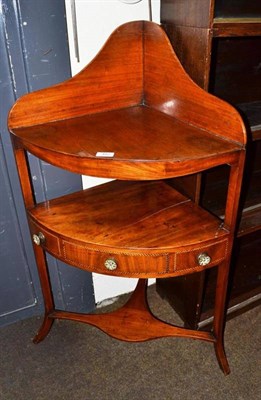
xmin=32 ymin=232 xmax=45 ymax=246
xmin=104 ymin=258 xmax=118 ymax=271
xmin=197 ymin=252 xmax=211 ymax=266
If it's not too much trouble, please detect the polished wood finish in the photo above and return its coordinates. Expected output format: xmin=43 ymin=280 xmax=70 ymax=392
xmin=160 ymin=1 xmax=261 ymax=328
xmin=9 ymin=22 xmax=143 ymax=128
xmin=49 ymin=279 xmax=215 ymax=343
xmin=28 ymin=180 xmax=230 ymax=278
xmin=9 ymin=21 xmax=246 ymax=375
xmin=12 ymin=106 xmax=243 ymax=180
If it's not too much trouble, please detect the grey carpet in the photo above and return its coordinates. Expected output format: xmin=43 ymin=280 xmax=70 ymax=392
xmin=0 ymin=285 xmax=260 ymax=400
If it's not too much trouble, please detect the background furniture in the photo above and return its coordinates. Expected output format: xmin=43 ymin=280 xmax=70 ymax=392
xmin=158 ymin=0 xmax=261 ymax=328
xmin=9 ymin=21 xmax=246 ymax=374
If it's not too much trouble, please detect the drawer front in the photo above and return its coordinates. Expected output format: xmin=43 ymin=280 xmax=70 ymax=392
xmin=170 ymin=239 xmax=229 ymax=273
xmin=62 ymin=241 xmax=169 ymax=277
xmin=29 ymin=219 xmax=229 ymax=278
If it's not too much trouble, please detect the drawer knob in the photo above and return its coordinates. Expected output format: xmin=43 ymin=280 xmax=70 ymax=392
xmin=104 ymin=258 xmax=118 ymax=271
xmin=197 ymin=252 xmax=211 ymax=266
xmin=32 ymin=232 xmax=45 ymax=246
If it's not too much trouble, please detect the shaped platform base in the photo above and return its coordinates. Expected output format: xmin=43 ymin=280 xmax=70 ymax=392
xmin=33 ymin=279 xmax=230 ymax=375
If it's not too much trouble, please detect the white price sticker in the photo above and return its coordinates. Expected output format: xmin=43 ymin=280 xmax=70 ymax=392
xmin=96 ymin=152 xmax=115 ymax=158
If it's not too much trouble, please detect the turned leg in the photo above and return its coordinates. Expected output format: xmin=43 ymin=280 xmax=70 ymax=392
xmin=212 ymin=260 xmax=231 ymax=375
xmin=33 ymin=245 xmax=55 ymax=343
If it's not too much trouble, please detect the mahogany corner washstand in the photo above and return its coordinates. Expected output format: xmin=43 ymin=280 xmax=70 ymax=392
xmin=8 ymin=21 xmax=246 ymax=375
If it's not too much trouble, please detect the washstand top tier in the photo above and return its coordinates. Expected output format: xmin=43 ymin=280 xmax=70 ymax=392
xmin=9 ymin=21 xmax=246 ymax=181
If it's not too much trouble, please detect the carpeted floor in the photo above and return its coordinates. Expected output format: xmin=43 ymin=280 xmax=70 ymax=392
xmin=0 ymin=285 xmax=260 ymax=400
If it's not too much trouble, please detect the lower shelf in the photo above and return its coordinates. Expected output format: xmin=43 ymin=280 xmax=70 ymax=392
xmin=33 ymin=278 xmax=230 ymax=374
xmin=40 ymin=280 xmax=215 ymax=343
xmin=29 ymin=180 xmax=229 ymax=279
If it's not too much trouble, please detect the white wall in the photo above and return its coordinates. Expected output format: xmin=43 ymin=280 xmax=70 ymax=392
xmin=65 ymin=0 xmax=160 ymax=303
xmin=66 ymin=0 xmax=160 ymax=74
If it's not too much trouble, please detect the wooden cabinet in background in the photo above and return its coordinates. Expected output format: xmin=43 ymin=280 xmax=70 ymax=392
xmin=157 ymin=0 xmax=261 ymax=328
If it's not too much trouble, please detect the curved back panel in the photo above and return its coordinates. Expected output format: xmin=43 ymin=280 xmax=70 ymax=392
xmin=9 ymin=20 xmax=246 ymax=146
xmin=9 ymin=21 xmax=144 ymax=129
xmin=143 ymin=22 xmax=246 ymax=145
